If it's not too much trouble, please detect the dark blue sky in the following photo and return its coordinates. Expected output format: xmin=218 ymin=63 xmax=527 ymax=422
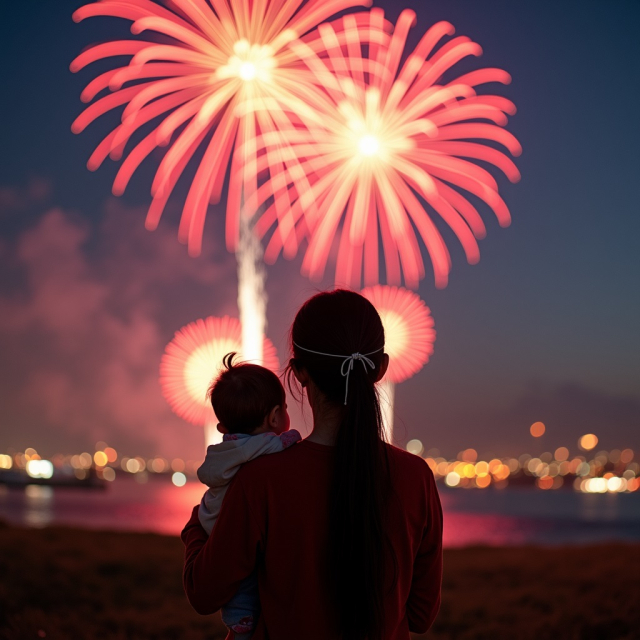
xmin=1 ymin=1 xmax=639 ymax=459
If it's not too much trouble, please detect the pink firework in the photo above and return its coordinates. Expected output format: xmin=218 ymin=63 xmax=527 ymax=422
xmin=253 ymin=8 xmax=521 ymax=288
xmin=71 ymin=0 xmax=373 ymax=255
xmin=160 ymin=315 xmax=279 ymax=426
xmin=361 ymin=285 xmax=435 ymax=384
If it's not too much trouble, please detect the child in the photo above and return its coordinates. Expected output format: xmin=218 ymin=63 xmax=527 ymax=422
xmin=197 ymin=352 xmax=300 ymax=639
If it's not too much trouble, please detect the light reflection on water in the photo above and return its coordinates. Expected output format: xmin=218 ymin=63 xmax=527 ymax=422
xmin=23 ymin=485 xmax=54 ymax=528
xmin=0 ymin=478 xmax=638 ymax=547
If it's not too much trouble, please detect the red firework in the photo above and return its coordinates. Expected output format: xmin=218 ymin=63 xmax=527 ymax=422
xmin=253 ymin=8 xmax=521 ymax=288
xmin=71 ymin=0 xmax=374 ymax=255
xmin=160 ymin=316 xmax=279 ymax=426
xmin=361 ymin=285 xmax=435 ymax=384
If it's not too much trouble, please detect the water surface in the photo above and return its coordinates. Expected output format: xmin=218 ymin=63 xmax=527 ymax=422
xmin=1 ymin=476 xmax=638 ymax=547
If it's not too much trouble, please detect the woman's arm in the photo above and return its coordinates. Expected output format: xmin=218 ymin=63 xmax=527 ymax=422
xmin=181 ymin=473 xmax=264 ymax=615
xmin=406 ymin=468 xmax=443 ymax=634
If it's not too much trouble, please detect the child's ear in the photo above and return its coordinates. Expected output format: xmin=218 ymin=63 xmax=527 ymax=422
xmin=216 ymin=422 xmax=229 ymax=434
xmin=267 ymin=405 xmax=280 ymax=429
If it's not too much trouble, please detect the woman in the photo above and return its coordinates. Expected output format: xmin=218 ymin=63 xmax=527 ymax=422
xmin=182 ymin=289 xmax=443 ymax=639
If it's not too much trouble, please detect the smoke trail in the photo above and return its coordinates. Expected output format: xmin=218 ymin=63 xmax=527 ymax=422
xmin=379 ymin=378 xmax=395 ymax=444
xmin=237 ymin=213 xmax=267 ymax=364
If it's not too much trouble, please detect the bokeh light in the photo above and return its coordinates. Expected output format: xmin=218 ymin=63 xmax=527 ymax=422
xmin=172 ymin=472 xmax=187 ymax=487
xmin=620 ymin=449 xmax=634 ymax=464
xmin=25 ymin=459 xmax=54 ymax=479
xmin=530 ymin=421 xmax=545 ymax=437
xmin=406 ymin=439 xmax=424 ymax=456
xmin=151 ymin=458 xmax=167 ymax=473
xmin=445 ymin=472 xmax=461 ymax=487
xmin=93 ymin=451 xmax=108 ymax=467
xmin=461 ymin=448 xmax=478 ymax=462
xmin=171 ymin=459 xmax=185 ymax=473
xmin=102 ymin=467 xmax=116 ymax=482
xmin=579 ymin=433 xmax=598 ymax=451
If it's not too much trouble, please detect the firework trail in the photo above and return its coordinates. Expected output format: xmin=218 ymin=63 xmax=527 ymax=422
xmin=71 ymin=0 xmax=376 ymax=362
xmin=361 ymin=285 xmax=435 ymax=441
xmin=251 ymin=8 xmax=521 ymax=289
xmin=161 ymin=316 xmax=279 ymax=445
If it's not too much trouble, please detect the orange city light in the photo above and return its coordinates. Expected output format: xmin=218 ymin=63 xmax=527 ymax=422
xmin=530 ymin=421 xmax=546 ymax=437
xmin=579 ymin=433 xmax=598 ymax=451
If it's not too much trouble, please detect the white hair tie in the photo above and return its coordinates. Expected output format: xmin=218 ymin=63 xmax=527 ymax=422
xmin=293 ymin=342 xmax=383 ymax=404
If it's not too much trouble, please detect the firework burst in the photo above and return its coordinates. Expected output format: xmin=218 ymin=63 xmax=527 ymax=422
xmin=361 ymin=285 xmax=435 ymax=384
xmin=361 ymin=284 xmax=435 ymax=441
xmin=252 ymin=8 xmax=521 ymax=289
xmin=160 ymin=316 xmax=279 ymax=431
xmin=71 ymin=0 xmax=374 ymax=255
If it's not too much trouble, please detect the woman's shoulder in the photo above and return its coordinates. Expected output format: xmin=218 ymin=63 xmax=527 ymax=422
xmin=232 ymin=439 xmax=309 ymax=482
xmin=384 ymin=443 xmax=435 ymax=484
xmin=385 ymin=442 xmax=427 ymax=464
xmin=232 ymin=440 xmax=434 ymax=491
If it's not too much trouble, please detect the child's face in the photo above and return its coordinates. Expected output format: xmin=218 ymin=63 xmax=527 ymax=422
xmin=271 ymin=402 xmax=290 ymax=435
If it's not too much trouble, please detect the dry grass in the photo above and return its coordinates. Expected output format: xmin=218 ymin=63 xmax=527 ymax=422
xmin=0 ymin=521 xmax=224 ymax=640
xmin=420 ymin=544 xmax=640 ymax=640
xmin=1 ymin=521 xmax=638 ymax=639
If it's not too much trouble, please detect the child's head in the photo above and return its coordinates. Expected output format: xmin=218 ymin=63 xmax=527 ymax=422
xmin=208 ymin=352 xmax=289 ymax=436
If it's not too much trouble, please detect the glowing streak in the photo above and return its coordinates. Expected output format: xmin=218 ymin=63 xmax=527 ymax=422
xmin=237 ymin=214 xmax=267 ymax=363
xmin=361 ymin=285 xmax=435 ymax=441
xmin=160 ymin=316 xmax=279 ymax=446
xmin=251 ymin=8 xmax=520 ymax=289
xmin=379 ymin=378 xmax=395 ymax=444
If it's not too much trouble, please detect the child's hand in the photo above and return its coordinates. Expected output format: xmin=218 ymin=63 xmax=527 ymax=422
xmin=280 ymin=429 xmax=301 ymax=449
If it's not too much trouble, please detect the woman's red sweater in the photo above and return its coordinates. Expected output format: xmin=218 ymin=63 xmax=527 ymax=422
xmin=182 ymin=439 xmax=443 ymax=639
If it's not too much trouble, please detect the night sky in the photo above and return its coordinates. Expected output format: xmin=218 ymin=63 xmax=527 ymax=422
xmin=1 ymin=0 xmax=639 ymax=461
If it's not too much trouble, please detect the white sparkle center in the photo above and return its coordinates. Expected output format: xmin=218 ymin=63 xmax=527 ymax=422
xmin=378 ymin=309 xmax=409 ymax=359
xmin=239 ymin=62 xmax=257 ymax=81
xmin=218 ymin=39 xmax=276 ymax=83
xmin=184 ymin=339 xmax=238 ymax=405
xmin=359 ymin=135 xmax=380 ymax=157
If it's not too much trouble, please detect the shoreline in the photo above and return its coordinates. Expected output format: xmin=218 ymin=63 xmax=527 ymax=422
xmin=2 ymin=522 xmax=638 ymax=639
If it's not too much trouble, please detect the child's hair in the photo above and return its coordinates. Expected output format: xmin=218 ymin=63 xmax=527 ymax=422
xmin=208 ymin=352 xmax=285 ymax=434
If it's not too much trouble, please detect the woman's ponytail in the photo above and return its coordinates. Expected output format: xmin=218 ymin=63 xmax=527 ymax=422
xmin=332 ymin=367 xmax=388 ymax=639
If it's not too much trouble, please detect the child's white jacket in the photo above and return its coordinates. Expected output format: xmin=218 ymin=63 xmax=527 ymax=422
xmin=197 ymin=429 xmax=301 ymax=534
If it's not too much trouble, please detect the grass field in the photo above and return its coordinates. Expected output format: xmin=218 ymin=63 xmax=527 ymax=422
xmin=1 ymin=521 xmax=638 ymax=639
